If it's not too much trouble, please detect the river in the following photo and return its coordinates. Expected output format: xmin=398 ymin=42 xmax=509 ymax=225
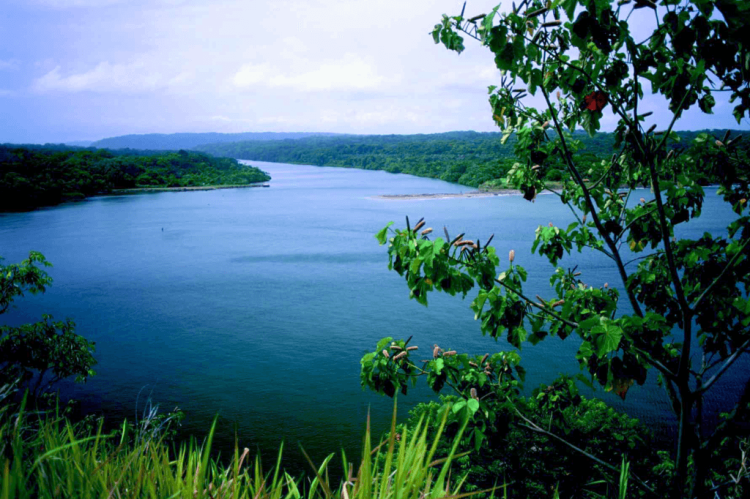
xmin=0 ymin=160 xmax=744 ymax=474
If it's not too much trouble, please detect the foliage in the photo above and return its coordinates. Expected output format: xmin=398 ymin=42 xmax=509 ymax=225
xmin=0 ymin=395 xmax=479 ymax=499
xmin=395 ymin=392 xmax=653 ymax=498
xmin=0 ymin=253 xmax=96 ymax=396
xmin=0 ymin=145 xmax=271 ymax=211
xmin=364 ymin=0 xmax=750 ymax=497
xmin=195 ymin=130 xmax=749 ymax=189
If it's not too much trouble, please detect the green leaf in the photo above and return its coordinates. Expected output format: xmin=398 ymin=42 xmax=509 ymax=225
xmin=452 ymin=400 xmax=467 ymax=414
xmin=375 ymin=222 xmax=394 ymax=245
xmin=467 ymin=398 xmax=480 ymax=414
xmin=591 ymin=323 xmax=623 ymax=357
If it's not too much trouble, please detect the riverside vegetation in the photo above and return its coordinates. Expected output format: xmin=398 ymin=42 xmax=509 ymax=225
xmin=194 ymin=130 xmax=750 ymax=190
xmin=364 ymin=0 xmax=750 ymax=498
xmin=0 ymin=144 xmax=270 ymax=211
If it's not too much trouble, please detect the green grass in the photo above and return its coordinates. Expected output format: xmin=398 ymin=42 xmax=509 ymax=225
xmin=1 ymin=397 xmax=499 ymax=499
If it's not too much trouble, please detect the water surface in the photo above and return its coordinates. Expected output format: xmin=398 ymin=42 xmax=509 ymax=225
xmin=0 ymin=161 xmax=744 ymax=473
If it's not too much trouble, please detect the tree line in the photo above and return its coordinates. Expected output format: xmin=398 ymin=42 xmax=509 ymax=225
xmin=0 ymin=144 xmax=270 ymax=211
xmin=194 ymin=130 xmax=747 ymax=189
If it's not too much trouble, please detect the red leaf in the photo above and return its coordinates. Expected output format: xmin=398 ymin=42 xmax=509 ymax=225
xmin=584 ymin=91 xmax=608 ymax=112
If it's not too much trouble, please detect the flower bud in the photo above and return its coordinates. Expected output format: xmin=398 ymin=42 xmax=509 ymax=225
xmin=509 ymin=249 xmax=515 ymax=262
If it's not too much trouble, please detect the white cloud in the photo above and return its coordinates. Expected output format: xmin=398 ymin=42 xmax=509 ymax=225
xmin=233 ymin=54 xmax=392 ymax=92
xmin=0 ymin=60 xmax=19 ymax=71
xmin=23 ymin=0 xmax=130 ymax=7
xmin=33 ymin=61 xmax=192 ymax=94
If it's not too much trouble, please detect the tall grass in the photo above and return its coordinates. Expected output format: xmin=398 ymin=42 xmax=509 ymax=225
xmin=1 ymin=396 xmax=493 ymax=499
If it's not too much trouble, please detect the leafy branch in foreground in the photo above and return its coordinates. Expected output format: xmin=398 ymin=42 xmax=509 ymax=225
xmin=364 ymin=1 xmax=750 ymax=497
xmin=0 ymin=252 xmax=96 ymax=397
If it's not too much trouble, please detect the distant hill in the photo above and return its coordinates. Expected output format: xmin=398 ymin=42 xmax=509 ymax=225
xmin=65 ymin=140 xmax=95 ymax=147
xmin=92 ymin=132 xmax=345 ymax=151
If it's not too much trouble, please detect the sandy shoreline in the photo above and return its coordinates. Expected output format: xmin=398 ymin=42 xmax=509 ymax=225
xmin=109 ymin=183 xmax=270 ymax=195
xmin=373 ymin=190 xmax=522 ymax=200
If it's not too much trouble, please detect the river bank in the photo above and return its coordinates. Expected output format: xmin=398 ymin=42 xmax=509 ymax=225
xmin=109 ymin=183 xmax=270 ymax=195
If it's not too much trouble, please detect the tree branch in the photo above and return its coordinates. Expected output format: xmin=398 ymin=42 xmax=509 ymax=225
xmin=692 ymin=237 xmax=750 ymax=310
xmin=540 ymin=87 xmax=644 ymax=318
xmin=698 ymin=337 xmax=750 ymax=395
xmin=510 ymin=401 xmax=658 ymax=496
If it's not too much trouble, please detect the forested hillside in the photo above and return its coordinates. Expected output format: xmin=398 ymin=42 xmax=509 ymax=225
xmin=195 ymin=130 xmax=749 ymax=188
xmin=92 ymin=131 xmax=345 ymax=150
xmin=0 ymin=145 xmax=270 ymax=211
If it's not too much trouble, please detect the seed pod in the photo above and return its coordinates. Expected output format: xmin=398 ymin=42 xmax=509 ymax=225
xmin=421 ymin=228 xmax=433 ymax=236
xmin=556 ymin=91 xmax=561 ymax=99
xmin=531 ymin=30 xmax=544 ymax=43
xmin=469 ymin=361 xmax=479 ymax=368
xmin=640 ymin=197 xmax=646 ymax=204
xmin=549 ymin=222 xmax=554 ymax=227
xmin=481 ymin=354 xmax=489 ymax=365
xmin=573 ymin=272 xmax=581 ymax=276
xmin=457 ymin=240 xmax=475 ymax=247
xmin=393 ymin=351 xmax=408 ymax=361
xmin=647 ymin=124 xmax=657 ymax=134
xmin=433 ymin=345 xmax=440 ymax=359
xmin=414 ymin=220 xmax=426 ymax=232
xmin=470 ymin=388 xmax=479 ymax=400
xmin=532 ymin=165 xmax=540 ymax=170
xmin=542 ymin=121 xmax=550 ymax=128
xmin=382 ymin=350 xmax=390 ymax=359
xmin=541 ymin=20 xmax=561 ymax=27
xmin=715 ymin=140 xmax=724 ymax=148
xmin=390 ymin=345 xmax=403 ymax=351
xmin=723 ymin=130 xmax=731 ymax=143
xmin=527 ymin=7 xmax=548 ymax=18
xmin=637 ymin=110 xmax=652 ymax=118
xmin=536 ymin=294 xmax=545 ymax=303
xmin=582 ymin=214 xmax=587 ymax=223
xmin=552 ymin=299 xmax=565 ymax=307
xmin=509 ymin=249 xmax=515 ymax=262
xmin=407 ymin=346 xmax=418 ymax=351
xmin=444 ymin=350 xmax=457 ymax=357
xmin=513 ymin=88 xmax=527 ymax=94
xmin=666 ymin=150 xmax=674 ymax=160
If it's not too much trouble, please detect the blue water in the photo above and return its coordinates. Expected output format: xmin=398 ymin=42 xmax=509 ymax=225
xmin=0 ymin=161 xmax=745 ymax=473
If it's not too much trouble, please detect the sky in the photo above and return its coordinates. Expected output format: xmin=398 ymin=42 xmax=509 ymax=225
xmin=1 ymin=0 xmax=747 ymax=144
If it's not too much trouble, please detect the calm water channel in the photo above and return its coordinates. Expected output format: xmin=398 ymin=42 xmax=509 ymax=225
xmin=0 ymin=161 xmax=744 ymax=474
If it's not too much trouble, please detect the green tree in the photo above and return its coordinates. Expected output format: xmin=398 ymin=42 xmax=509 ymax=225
xmin=363 ymin=1 xmax=750 ymax=497
xmin=0 ymin=252 xmax=96 ymax=397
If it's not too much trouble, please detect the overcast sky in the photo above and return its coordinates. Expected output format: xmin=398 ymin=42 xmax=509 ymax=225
xmin=1 ymin=0 xmax=747 ymax=144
